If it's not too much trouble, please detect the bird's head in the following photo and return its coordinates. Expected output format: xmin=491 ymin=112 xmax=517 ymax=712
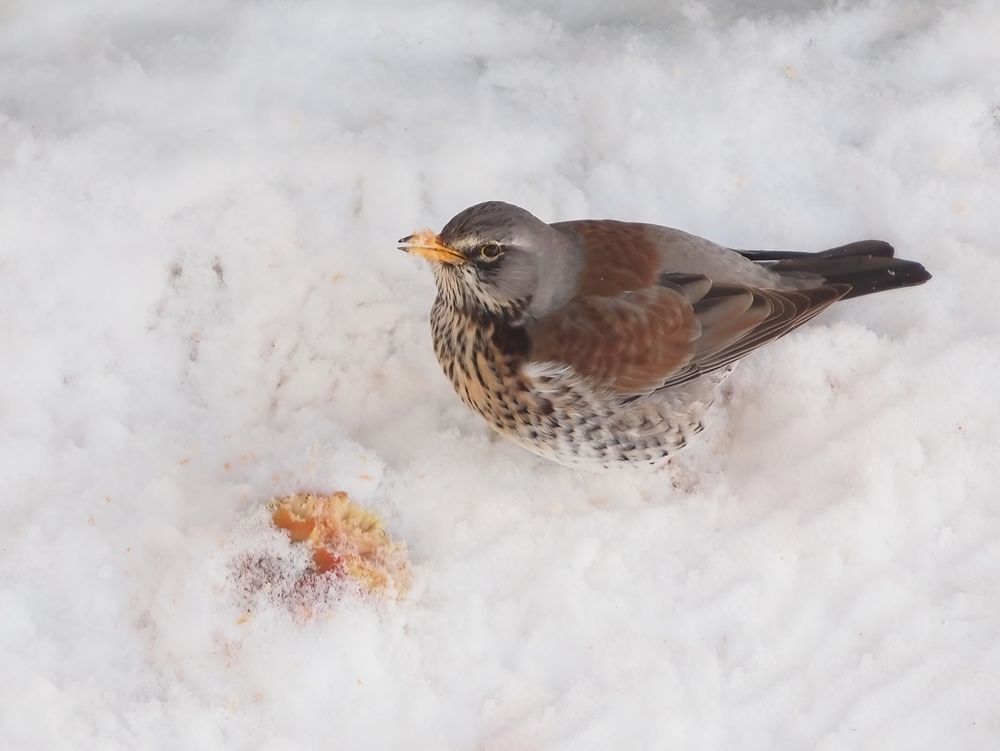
xmin=399 ymin=201 xmax=580 ymax=319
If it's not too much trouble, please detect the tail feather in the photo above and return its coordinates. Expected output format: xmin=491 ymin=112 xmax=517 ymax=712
xmin=739 ymin=239 xmax=896 ymax=262
xmin=740 ymin=240 xmax=931 ymax=300
xmin=814 ymin=240 xmax=896 ymax=259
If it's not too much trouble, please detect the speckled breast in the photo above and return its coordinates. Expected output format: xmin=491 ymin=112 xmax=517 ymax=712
xmin=429 ymin=297 xmax=709 ymax=468
xmin=429 ymin=298 xmax=549 ymax=440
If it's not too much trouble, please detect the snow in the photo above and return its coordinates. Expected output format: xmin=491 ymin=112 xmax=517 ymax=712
xmin=2 ymin=0 xmax=999 ymax=748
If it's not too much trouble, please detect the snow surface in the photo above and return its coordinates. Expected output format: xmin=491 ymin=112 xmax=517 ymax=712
xmin=2 ymin=0 xmax=1000 ymax=748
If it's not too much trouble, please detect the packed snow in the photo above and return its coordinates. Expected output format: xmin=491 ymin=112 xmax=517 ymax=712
xmin=2 ymin=0 xmax=1000 ymax=748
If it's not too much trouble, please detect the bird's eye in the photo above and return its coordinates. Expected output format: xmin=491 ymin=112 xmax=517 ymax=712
xmin=478 ymin=242 xmax=503 ymax=261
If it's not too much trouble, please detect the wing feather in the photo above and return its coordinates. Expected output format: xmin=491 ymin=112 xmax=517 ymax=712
xmin=526 ymin=277 xmax=848 ymax=396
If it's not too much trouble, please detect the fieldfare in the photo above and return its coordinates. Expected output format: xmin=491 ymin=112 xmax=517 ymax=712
xmin=399 ymin=201 xmax=930 ymax=468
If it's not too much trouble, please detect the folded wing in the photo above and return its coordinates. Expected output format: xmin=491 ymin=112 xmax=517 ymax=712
xmin=527 ymin=276 xmax=848 ymax=396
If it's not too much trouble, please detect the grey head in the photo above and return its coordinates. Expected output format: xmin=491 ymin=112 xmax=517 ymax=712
xmin=399 ymin=201 xmax=582 ymax=318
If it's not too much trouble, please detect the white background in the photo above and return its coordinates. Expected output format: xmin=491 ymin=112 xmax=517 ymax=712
xmin=2 ymin=1 xmax=999 ymax=748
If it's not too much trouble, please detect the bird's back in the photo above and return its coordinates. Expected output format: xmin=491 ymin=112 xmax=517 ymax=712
xmin=553 ymin=219 xmax=930 ymax=299
xmin=552 ymin=220 xmax=782 ymax=290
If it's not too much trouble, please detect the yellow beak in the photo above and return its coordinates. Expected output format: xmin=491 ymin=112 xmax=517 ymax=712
xmin=397 ymin=229 xmax=466 ymax=265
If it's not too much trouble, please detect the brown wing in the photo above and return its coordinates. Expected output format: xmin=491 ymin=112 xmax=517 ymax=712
xmin=656 ymin=278 xmax=848 ymax=390
xmin=527 ymin=275 xmax=849 ymax=396
xmin=529 ymin=287 xmax=700 ymax=395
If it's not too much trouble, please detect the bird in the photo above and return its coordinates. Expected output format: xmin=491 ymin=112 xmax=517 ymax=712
xmin=398 ymin=201 xmax=930 ymax=468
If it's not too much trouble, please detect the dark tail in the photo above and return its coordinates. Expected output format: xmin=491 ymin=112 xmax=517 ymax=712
xmin=739 ymin=240 xmax=932 ymax=300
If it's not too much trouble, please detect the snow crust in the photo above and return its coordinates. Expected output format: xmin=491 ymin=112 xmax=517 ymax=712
xmin=2 ymin=1 xmax=999 ymax=748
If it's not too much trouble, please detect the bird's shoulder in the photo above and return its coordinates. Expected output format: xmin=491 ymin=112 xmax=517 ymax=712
xmin=552 ymin=219 xmax=683 ymax=297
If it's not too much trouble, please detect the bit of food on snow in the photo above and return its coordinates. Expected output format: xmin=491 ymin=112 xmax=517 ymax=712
xmin=269 ymin=491 xmax=411 ymax=596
